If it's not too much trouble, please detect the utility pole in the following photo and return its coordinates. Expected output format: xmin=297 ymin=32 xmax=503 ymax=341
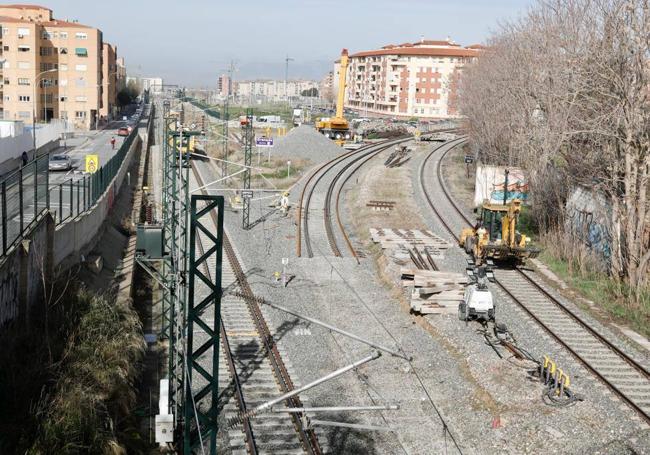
xmin=221 ymin=60 xmax=235 ymax=178
xmin=285 ymin=54 xmax=294 ymax=105
xmin=241 ymin=108 xmax=253 ymax=230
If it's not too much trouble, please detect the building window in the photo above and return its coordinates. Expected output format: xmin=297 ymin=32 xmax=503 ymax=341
xmin=40 ymin=62 xmax=58 ymax=71
xmin=18 ymin=62 xmax=30 ymax=69
xmin=60 ymin=111 xmax=68 ymax=119
xmin=3 ymin=79 xmax=8 ymax=85
xmin=2 ymin=28 xmax=9 ymax=36
xmin=19 ymin=95 xmax=30 ymax=102
xmin=40 ymin=94 xmax=53 ymax=103
xmin=75 ymin=111 xmax=86 ymax=119
xmin=42 ymin=31 xmax=52 ymax=39
xmin=40 ymin=46 xmax=53 ymax=56
xmin=75 ymin=78 xmax=86 ymax=87
xmin=75 ymin=32 xmax=87 ymax=40
xmin=60 ymin=47 xmax=68 ymax=54
xmin=18 ymin=111 xmax=30 ymax=118
xmin=17 ymin=28 xmax=30 ymax=37
xmin=75 ymin=96 xmax=87 ymax=102
xmin=18 ymin=78 xmax=29 ymax=85
xmin=75 ymin=47 xmax=88 ymax=57
xmin=60 ymin=32 xmax=68 ymax=39
xmin=3 ymin=45 xmax=8 ymax=51
xmin=60 ymin=64 xmax=68 ymax=71
xmin=75 ymin=64 xmax=87 ymax=71
xmin=60 ymin=96 xmax=67 ymax=102
xmin=18 ymin=45 xmax=30 ymax=52
xmin=60 ymin=79 xmax=68 ymax=86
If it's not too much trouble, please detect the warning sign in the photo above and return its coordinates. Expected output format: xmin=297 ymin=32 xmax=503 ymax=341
xmin=85 ymin=154 xmax=99 ymax=174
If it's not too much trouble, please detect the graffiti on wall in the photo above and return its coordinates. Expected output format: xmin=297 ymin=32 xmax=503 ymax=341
xmin=474 ymin=166 xmax=529 ymax=206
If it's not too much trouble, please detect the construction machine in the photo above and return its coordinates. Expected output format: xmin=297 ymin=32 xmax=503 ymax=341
xmin=316 ymin=49 xmax=351 ymax=146
xmin=459 ymin=197 xmax=540 ymax=266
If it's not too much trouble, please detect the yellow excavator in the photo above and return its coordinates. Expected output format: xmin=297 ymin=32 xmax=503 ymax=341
xmin=316 ymin=49 xmax=351 ymax=146
xmin=459 ymin=198 xmax=540 ymax=265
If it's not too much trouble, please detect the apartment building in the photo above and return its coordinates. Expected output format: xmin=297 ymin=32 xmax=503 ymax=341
xmin=345 ymin=39 xmax=482 ymax=119
xmin=0 ymin=4 xmax=121 ymax=129
xmin=101 ymin=42 xmax=117 ymax=119
xmin=217 ymin=73 xmax=230 ymax=97
xmin=234 ymin=79 xmax=319 ymax=102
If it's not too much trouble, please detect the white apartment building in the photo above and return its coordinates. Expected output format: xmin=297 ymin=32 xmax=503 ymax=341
xmin=345 ymin=39 xmax=482 ymax=119
xmin=234 ymin=79 xmax=319 ymax=102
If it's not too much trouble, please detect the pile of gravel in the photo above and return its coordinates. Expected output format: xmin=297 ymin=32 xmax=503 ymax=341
xmin=272 ymin=125 xmax=344 ymax=163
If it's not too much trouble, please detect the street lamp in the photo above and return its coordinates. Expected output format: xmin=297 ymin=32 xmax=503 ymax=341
xmin=33 ymin=68 xmax=57 ymax=155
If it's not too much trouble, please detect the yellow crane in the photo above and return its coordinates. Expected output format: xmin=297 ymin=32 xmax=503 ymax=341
xmin=316 ymin=49 xmax=351 ymax=145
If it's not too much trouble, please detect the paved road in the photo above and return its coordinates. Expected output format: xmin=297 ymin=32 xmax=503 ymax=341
xmin=0 ymin=104 xmax=148 ymax=252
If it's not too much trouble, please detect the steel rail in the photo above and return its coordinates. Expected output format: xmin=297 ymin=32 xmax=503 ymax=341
xmin=424 ymin=139 xmax=650 ymax=425
xmin=301 ymin=138 xmax=407 ymax=258
xmin=324 ymin=140 xmax=408 ymax=260
xmin=192 ymin=163 xmax=322 ymax=454
xmin=297 ymin=142 xmax=380 ymax=257
xmin=317 ymin=129 xmax=462 ymax=260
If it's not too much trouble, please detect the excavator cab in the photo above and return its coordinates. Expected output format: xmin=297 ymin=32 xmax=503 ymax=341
xmin=460 ymin=198 xmax=540 ymax=265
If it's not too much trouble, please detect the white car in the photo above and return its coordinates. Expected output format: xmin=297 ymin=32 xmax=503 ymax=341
xmin=459 ymin=284 xmax=495 ymax=322
xmin=48 ymin=154 xmax=72 ymax=171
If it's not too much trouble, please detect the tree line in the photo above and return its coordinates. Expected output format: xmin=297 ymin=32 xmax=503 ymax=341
xmin=459 ymin=0 xmax=649 ymax=293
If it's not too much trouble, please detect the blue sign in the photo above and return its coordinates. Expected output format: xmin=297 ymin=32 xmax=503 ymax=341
xmin=255 ymin=137 xmax=274 ymax=147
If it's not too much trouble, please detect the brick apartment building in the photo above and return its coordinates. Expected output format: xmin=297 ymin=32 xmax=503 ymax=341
xmin=0 ymin=4 xmax=123 ymax=129
xmin=345 ymin=38 xmax=482 ymax=119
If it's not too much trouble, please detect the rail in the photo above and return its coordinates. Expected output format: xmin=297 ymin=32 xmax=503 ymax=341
xmin=422 ymin=138 xmax=650 ymax=424
xmin=191 ymin=162 xmax=321 ymax=454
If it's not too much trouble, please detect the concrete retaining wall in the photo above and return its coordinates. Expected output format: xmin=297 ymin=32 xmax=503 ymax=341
xmin=53 ymin=134 xmax=142 ymax=265
xmin=0 ymin=108 xmax=151 ymax=328
xmin=0 ymin=212 xmax=53 ymax=327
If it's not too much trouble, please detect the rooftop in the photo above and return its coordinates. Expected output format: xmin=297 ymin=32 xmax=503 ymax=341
xmin=351 ymin=38 xmax=482 ymax=59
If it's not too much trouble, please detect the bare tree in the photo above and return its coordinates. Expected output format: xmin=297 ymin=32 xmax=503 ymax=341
xmin=459 ymin=0 xmax=650 ymax=295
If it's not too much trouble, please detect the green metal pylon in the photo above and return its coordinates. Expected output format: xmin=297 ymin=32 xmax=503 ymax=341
xmin=184 ymin=194 xmax=224 ymax=454
xmin=242 ymin=108 xmax=253 ymax=230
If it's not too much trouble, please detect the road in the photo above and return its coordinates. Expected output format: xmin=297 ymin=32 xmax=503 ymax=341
xmin=0 ymin=104 xmax=147 ymax=253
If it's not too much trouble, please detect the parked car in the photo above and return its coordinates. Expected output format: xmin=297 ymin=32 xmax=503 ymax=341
xmin=117 ymin=127 xmax=129 ymax=136
xmin=48 ymin=154 xmax=72 ymax=171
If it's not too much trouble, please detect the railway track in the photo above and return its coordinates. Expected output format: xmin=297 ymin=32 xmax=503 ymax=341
xmin=191 ymin=162 xmax=322 ymax=454
xmin=299 ymin=131 xmax=459 ymax=260
xmin=420 ymin=139 xmax=650 ymax=424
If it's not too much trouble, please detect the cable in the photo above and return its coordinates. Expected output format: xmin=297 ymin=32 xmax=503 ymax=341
xmin=310 ymin=221 xmax=460 ymax=454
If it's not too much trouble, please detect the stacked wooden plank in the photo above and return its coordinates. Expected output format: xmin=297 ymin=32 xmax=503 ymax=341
xmin=369 ymin=228 xmax=451 ymax=251
xmin=401 ymin=268 xmax=468 ymax=314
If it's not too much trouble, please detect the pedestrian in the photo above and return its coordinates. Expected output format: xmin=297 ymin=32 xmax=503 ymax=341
xmin=110 ymin=136 xmax=116 ymax=150
xmin=21 ymin=151 xmax=28 ymax=167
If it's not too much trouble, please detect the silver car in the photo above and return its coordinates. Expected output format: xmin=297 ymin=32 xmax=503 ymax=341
xmin=49 ymin=154 xmax=72 ymax=171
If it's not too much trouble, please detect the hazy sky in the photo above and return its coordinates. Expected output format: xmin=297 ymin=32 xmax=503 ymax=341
xmin=33 ymin=0 xmax=533 ymax=86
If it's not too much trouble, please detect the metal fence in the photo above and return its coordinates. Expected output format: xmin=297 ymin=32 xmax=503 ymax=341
xmin=0 ymin=119 xmax=142 ymax=257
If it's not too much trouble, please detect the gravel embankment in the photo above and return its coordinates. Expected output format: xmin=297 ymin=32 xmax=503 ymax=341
xmin=272 ymin=125 xmax=345 ymax=164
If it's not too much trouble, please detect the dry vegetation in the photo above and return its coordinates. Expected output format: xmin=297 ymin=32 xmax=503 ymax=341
xmin=459 ymin=0 xmax=650 ymax=324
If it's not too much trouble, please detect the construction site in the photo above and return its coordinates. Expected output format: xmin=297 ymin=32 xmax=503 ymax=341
xmin=0 ymin=1 xmax=648 ymax=454
xmin=130 ymin=48 xmax=650 ymax=452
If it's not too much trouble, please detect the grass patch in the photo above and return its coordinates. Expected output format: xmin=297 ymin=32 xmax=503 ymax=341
xmin=538 ymin=232 xmax=650 ymax=339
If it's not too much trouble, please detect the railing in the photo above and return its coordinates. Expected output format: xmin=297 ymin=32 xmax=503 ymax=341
xmin=0 ymin=109 xmax=147 ymax=258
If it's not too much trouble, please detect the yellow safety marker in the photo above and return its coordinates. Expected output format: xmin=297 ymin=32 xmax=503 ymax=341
xmin=85 ymin=154 xmax=99 ymax=174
